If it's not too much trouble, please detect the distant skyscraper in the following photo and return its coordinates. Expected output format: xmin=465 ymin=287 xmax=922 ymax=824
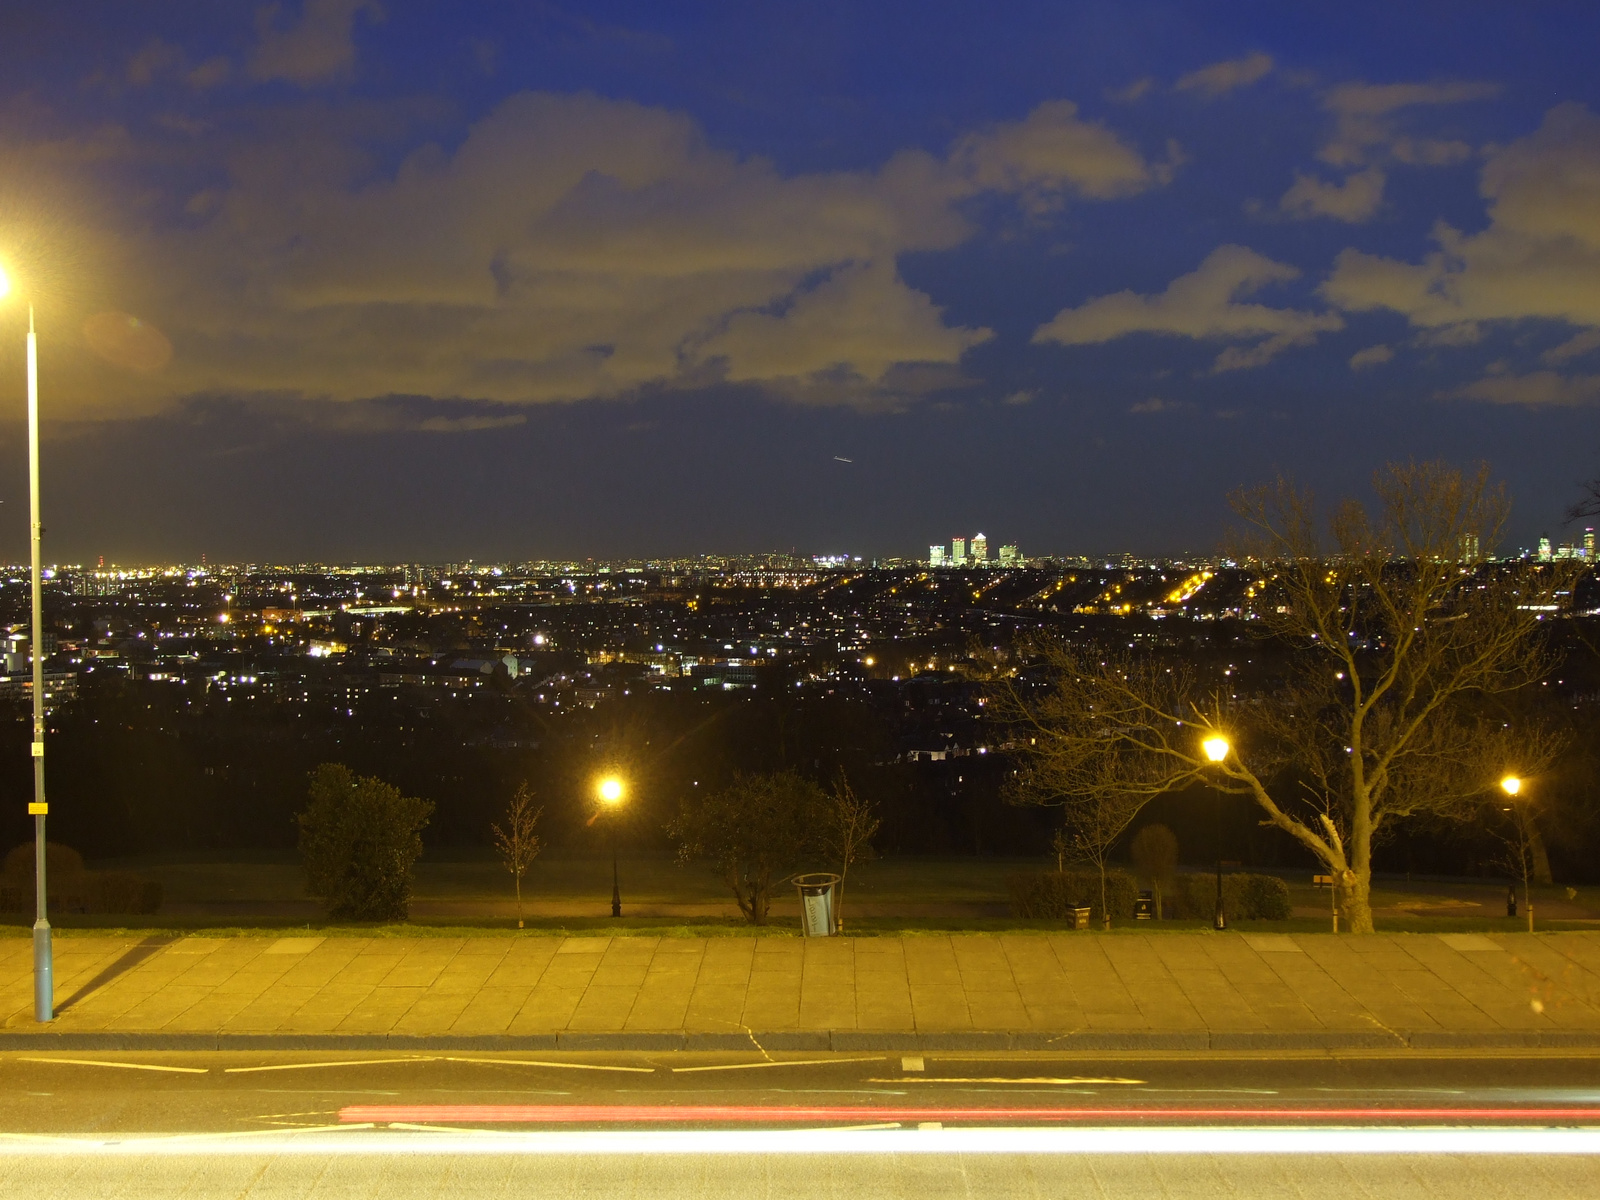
xmin=998 ymin=544 xmax=1019 ymax=566
xmin=970 ymin=533 xmax=988 ymax=564
xmin=951 ymin=537 xmax=967 ymax=566
xmin=1459 ymin=533 xmax=1480 ymax=563
xmin=1538 ymin=535 xmax=1553 ymax=563
xmin=930 ymin=545 xmax=946 ymax=567
xmin=1587 ymin=528 xmax=1596 ymax=560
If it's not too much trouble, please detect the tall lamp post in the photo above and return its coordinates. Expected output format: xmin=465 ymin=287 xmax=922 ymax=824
xmin=1202 ymin=735 xmax=1231 ymax=932
xmin=2 ymin=266 xmax=52 ymax=1021
xmin=1501 ymin=775 xmax=1534 ymax=934
xmin=597 ymin=776 xmax=626 ymax=917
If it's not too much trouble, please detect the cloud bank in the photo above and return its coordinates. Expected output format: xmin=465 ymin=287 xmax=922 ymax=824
xmin=1032 ymin=245 xmax=1342 ymax=372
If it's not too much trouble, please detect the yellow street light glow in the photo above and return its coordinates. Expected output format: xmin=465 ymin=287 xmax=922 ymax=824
xmin=0 ymin=264 xmax=9 ymax=299
xmin=597 ymin=776 xmax=625 ymax=805
xmin=1202 ymin=735 xmax=1230 ymax=763
xmin=1501 ymin=775 xmax=1522 ymax=797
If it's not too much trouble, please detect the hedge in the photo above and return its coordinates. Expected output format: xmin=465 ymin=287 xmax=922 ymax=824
xmin=1009 ymin=869 xmax=1139 ymax=923
xmin=1164 ymin=872 xmax=1292 ymax=920
xmin=0 ymin=871 xmax=163 ymax=915
xmin=1011 ymin=869 xmax=1291 ymax=923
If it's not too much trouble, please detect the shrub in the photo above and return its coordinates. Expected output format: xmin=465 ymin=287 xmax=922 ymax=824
xmin=2 ymin=841 xmax=85 ymax=882
xmin=297 ymin=763 xmax=433 ymax=921
xmin=87 ymin=872 xmax=164 ymax=915
xmin=1167 ymin=872 xmax=1291 ymax=920
xmin=669 ymin=771 xmax=828 ymax=924
xmin=1009 ymin=869 xmax=1139 ymax=923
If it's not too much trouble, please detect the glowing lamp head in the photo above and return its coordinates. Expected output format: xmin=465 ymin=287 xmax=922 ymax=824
xmin=1500 ymin=775 xmax=1522 ymax=797
xmin=1202 ymin=735 xmax=1230 ymax=763
xmin=597 ymin=776 xmax=625 ymax=806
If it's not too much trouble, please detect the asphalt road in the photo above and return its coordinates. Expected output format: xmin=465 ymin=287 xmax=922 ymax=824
xmin=1 ymin=1049 xmax=1597 ymax=1197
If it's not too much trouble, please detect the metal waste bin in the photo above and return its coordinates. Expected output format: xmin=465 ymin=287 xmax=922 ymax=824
xmin=792 ymin=872 xmax=842 ymax=937
xmin=1070 ymin=906 xmax=1092 ymax=930
xmin=1134 ymin=890 xmax=1155 ymax=921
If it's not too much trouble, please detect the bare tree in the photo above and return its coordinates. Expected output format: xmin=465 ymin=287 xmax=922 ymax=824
xmin=491 ymin=783 xmax=543 ymax=928
xmin=1003 ymin=462 xmax=1567 ymax=932
xmin=821 ymin=771 xmax=880 ymax=932
xmin=1130 ymin=823 xmax=1179 ymax=919
xmin=1068 ymin=788 xmax=1148 ymax=929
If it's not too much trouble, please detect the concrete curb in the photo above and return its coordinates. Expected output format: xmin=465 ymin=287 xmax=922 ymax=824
xmin=2 ymin=1029 xmax=1598 ymax=1053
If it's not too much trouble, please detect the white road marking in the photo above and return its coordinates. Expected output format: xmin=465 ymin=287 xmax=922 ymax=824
xmin=0 ymin=1126 xmax=1597 ymax=1155
xmin=443 ymin=1057 xmax=655 ymax=1074
xmin=870 ymin=1077 xmax=1147 ymax=1085
xmin=224 ymin=1057 xmax=435 ymax=1074
xmin=672 ymin=1057 xmax=880 ymax=1074
xmin=17 ymin=1057 xmax=208 ymax=1075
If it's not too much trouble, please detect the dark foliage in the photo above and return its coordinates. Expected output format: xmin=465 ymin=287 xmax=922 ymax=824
xmin=296 ymin=764 xmax=433 ymax=921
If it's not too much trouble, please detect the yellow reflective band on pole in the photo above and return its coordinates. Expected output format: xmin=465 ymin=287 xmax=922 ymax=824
xmin=30 ymin=742 xmax=43 ymax=757
xmin=28 ymin=803 xmax=46 ymax=815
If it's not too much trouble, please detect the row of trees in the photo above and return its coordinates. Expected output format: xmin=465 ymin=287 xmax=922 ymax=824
xmin=295 ymin=763 xmax=879 ymax=927
xmin=1002 ymin=461 xmax=1578 ymax=933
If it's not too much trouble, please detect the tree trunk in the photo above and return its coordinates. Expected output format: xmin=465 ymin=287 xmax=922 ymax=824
xmin=1529 ymin=822 xmax=1554 ymax=886
xmin=1342 ymin=870 xmax=1374 ymax=933
xmin=514 ymin=873 xmax=523 ymax=929
xmin=835 ymin=865 xmax=848 ymax=933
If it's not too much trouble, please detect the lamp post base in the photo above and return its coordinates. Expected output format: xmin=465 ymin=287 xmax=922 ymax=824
xmin=32 ymin=919 xmax=51 ymax=1022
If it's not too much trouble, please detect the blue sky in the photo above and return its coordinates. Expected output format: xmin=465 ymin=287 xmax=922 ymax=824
xmin=2 ymin=1 xmax=1599 ymax=561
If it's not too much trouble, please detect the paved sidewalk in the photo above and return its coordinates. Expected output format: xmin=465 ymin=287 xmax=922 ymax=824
xmin=4 ymin=932 xmax=1600 ymax=1051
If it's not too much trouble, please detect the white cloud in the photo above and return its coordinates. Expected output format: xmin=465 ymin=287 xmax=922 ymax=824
xmin=1128 ymin=397 xmax=1192 ymax=414
xmin=1323 ymin=104 xmax=1600 ymax=331
xmin=3 ymin=91 xmax=1168 ymax=416
xmin=698 ymin=259 xmax=992 ymax=386
xmin=1174 ymin=54 xmax=1274 ymax=98
xmin=1280 ymin=78 xmax=1495 ymax=223
xmin=250 ymin=0 xmax=383 ymax=86
xmin=1453 ymin=371 xmax=1600 ymax=407
xmin=1032 ymin=245 xmax=1343 ymax=371
xmin=1280 ymin=166 xmax=1386 ymax=222
xmin=948 ymin=100 xmax=1172 ymax=208
xmin=1545 ymin=328 xmax=1600 ymax=364
xmin=1349 ymin=344 xmax=1394 ymax=370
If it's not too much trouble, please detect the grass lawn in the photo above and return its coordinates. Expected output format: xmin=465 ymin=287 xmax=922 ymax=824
xmin=3 ymin=850 xmax=1593 ymax=936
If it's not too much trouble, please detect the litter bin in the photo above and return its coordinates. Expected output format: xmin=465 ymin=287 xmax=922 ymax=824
xmin=1070 ymin=905 xmax=1092 ymax=930
xmin=1134 ymin=891 xmax=1155 ymax=921
xmin=792 ymin=872 xmax=842 ymax=937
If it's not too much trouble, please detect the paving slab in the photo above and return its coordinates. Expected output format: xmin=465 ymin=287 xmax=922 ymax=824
xmin=4 ymin=931 xmax=1600 ymax=1050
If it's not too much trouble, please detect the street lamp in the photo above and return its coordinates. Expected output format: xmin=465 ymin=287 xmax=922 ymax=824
xmin=1 ymin=264 xmax=52 ymax=1021
xmin=1201 ymin=734 xmax=1230 ymax=931
xmin=596 ymin=775 xmax=626 ymax=917
xmin=1501 ymin=775 xmax=1533 ymax=933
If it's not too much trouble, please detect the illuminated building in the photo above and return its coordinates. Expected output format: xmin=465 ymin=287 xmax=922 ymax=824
xmin=970 ymin=533 xmax=988 ymax=564
xmin=951 ymin=537 xmax=967 ymax=567
xmin=1587 ymin=529 xmax=1596 ymax=559
xmin=998 ymin=544 xmax=1020 ymax=566
xmin=929 ymin=545 xmax=946 ymax=567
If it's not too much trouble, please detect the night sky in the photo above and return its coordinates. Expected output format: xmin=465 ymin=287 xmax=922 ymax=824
xmin=2 ymin=1 xmax=1599 ymax=562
